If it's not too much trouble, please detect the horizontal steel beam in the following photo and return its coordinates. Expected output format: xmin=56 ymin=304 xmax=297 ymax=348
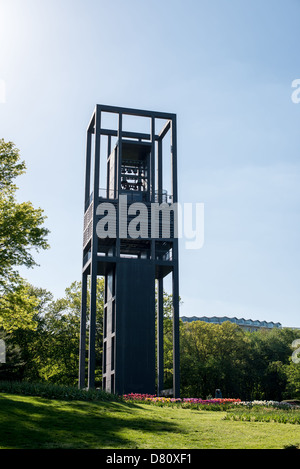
xmin=100 ymin=128 xmax=155 ymax=141
xmin=96 ymin=103 xmax=176 ymax=121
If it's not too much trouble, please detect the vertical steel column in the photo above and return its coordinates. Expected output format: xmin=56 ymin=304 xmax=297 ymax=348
xmin=151 ymin=116 xmax=155 ymax=259
xmin=172 ymin=265 xmax=180 ymax=398
xmin=171 ymin=115 xmax=180 ymax=398
xmin=157 ymin=277 xmax=164 ymax=395
xmin=78 ymin=271 xmax=88 ymax=388
xmin=157 ymin=130 xmax=164 ymax=395
xmin=79 ymin=126 xmax=92 ymax=389
xmin=150 ymin=116 xmax=156 ymax=202
xmin=116 ymin=112 xmax=122 ymax=256
xmin=84 ymin=129 xmax=92 ymax=206
xmin=157 ymin=137 xmax=163 ymax=203
xmin=106 ymin=135 xmax=111 ymax=198
xmin=88 ymin=107 xmax=101 ymax=389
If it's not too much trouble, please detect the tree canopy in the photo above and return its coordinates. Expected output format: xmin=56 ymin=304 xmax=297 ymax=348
xmin=0 ymin=139 xmax=49 ymax=331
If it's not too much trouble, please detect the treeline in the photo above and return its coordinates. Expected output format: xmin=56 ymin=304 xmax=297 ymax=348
xmin=1 ymin=278 xmax=300 ymax=401
xmin=179 ymin=320 xmax=300 ymax=401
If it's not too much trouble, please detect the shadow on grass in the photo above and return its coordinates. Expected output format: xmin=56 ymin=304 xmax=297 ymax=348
xmin=0 ymin=395 xmax=180 ymax=449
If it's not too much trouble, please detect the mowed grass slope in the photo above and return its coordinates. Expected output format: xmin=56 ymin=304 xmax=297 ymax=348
xmin=0 ymin=393 xmax=300 ymax=449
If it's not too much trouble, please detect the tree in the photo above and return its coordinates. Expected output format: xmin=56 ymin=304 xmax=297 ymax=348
xmin=284 ymin=361 xmax=300 ymax=399
xmin=180 ymin=320 xmax=251 ymax=398
xmin=180 ymin=321 xmax=219 ymax=398
xmin=0 ymin=139 xmax=49 ymax=331
xmin=5 ymin=285 xmax=54 ymax=381
xmin=0 ymin=139 xmax=49 ymax=285
xmin=245 ymin=328 xmax=300 ymax=400
xmin=17 ymin=279 xmax=104 ymax=386
xmin=0 ymin=278 xmax=40 ymax=332
xmin=155 ymin=289 xmax=183 ymax=390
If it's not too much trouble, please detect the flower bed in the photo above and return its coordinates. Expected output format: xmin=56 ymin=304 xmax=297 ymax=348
xmin=122 ymin=394 xmax=300 ymax=419
xmin=123 ymin=393 xmax=240 ymax=404
xmin=234 ymin=400 xmax=297 ymax=409
xmin=122 ymin=393 xmax=241 ymax=410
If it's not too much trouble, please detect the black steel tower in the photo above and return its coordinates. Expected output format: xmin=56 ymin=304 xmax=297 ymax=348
xmin=78 ymin=104 xmax=180 ymax=397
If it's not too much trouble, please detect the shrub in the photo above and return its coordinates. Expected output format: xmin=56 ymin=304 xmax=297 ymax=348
xmin=0 ymin=380 xmax=120 ymax=402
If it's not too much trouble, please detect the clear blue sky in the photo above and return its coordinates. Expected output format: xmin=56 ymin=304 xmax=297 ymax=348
xmin=0 ymin=0 xmax=299 ymax=327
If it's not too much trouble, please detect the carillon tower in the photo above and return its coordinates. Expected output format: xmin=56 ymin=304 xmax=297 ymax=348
xmin=78 ymin=104 xmax=180 ymax=397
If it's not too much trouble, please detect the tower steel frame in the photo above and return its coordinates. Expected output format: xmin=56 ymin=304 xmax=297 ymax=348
xmin=78 ymin=104 xmax=180 ymax=397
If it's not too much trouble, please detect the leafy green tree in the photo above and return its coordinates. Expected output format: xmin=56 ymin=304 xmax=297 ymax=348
xmin=180 ymin=320 xmax=251 ymax=398
xmin=25 ymin=279 xmax=104 ymax=386
xmin=2 ymin=285 xmax=54 ymax=381
xmin=245 ymin=328 xmax=300 ymax=400
xmin=284 ymin=361 xmax=300 ymax=399
xmin=180 ymin=321 xmax=219 ymax=398
xmin=0 ymin=139 xmax=49 ymax=332
xmin=0 ymin=279 xmax=40 ymax=332
xmin=155 ymin=289 xmax=183 ymax=390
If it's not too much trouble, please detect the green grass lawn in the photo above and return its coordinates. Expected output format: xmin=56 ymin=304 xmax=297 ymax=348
xmin=0 ymin=393 xmax=300 ymax=449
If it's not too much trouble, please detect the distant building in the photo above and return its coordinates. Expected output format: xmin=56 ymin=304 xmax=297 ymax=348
xmin=180 ymin=316 xmax=282 ymax=332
